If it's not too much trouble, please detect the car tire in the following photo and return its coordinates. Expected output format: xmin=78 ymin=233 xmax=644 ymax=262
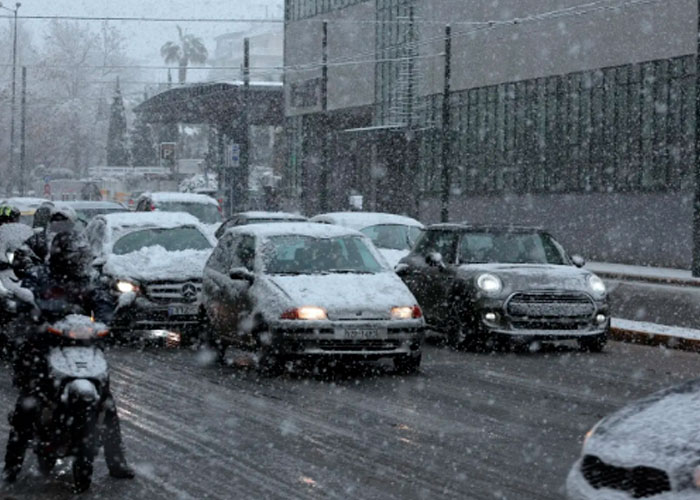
xmin=577 ymin=333 xmax=607 ymax=353
xmin=254 ymin=328 xmax=285 ymax=376
xmin=447 ymin=323 xmax=483 ymax=352
xmin=394 ymin=353 xmax=421 ymax=374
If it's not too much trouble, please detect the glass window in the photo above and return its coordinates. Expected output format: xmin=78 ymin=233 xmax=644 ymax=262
xmin=157 ymin=201 xmax=222 ymax=224
xmin=262 ymin=235 xmax=384 ymax=274
xmin=112 ymin=227 xmax=212 ymax=255
xmin=412 ymin=230 xmax=459 ymax=263
xmin=457 ymin=231 xmax=567 ymax=265
xmin=360 ymin=224 xmax=422 ymax=251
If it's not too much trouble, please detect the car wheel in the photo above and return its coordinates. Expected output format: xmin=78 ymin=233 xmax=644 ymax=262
xmin=447 ymin=323 xmax=483 ymax=352
xmin=254 ymin=328 xmax=285 ymax=376
xmin=394 ymin=353 xmax=421 ymax=374
xmin=577 ymin=333 xmax=607 ymax=353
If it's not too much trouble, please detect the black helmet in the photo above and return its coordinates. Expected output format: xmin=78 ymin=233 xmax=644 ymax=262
xmin=32 ymin=201 xmax=55 ymax=229
xmin=0 ymin=205 xmax=20 ymax=225
xmin=49 ymin=231 xmax=91 ymax=278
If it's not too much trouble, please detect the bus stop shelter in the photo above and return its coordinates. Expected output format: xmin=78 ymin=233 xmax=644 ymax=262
xmin=134 ymin=81 xmax=284 ymax=213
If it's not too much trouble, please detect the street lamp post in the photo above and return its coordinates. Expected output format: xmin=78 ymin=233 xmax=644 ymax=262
xmin=0 ymin=2 xmax=21 ymax=194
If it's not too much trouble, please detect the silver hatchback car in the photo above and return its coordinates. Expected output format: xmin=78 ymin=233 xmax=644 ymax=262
xmin=201 ymin=222 xmax=424 ymax=374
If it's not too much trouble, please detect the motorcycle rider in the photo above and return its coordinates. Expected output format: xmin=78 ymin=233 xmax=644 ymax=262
xmin=25 ymin=204 xmax=75 ymax=264
xmin=3 ymin=231 xmax=135 ymax=484
xmin=0 ymin=205 xmax=20 ymax=226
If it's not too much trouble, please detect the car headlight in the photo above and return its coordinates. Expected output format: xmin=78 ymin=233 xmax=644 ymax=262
xmin=116 ymin=280 xmax=139 ymax=294
xmin=477 ymin=273 xmax=502 ymax=294
xmin=391 ymin=305 xmax=422 ymax=319
xmin=280 ymin=306 xmax=328 ymax=320
xmin=5 ymin=251 xmax=14 ymax=265
xmin=588 ymin=275 xmax=606 ymax=297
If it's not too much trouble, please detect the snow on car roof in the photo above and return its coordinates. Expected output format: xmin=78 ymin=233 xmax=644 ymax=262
xmin=100 ymin=211 xmax=201 ymax=230
xmin=145 ymin=192 xmax=220 ymax=205
xmin=227 ymin=222 xmax=365 ymax=239
xmin=55 ymin=200 xmax=126 ymax=210
xmin=1 ymin=197 xmax=50 ymax=210
xmin=235 ymin=211 xmax=307 ymax=220
xmin=310 ymin=212 xmax=424 ymax=230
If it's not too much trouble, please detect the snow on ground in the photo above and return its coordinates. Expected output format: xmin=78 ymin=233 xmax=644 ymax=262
xmin=612 ymin=318 xmax=700 ymax=342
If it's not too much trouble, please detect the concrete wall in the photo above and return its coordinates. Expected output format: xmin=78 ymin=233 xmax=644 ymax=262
xmin=285 ymin=1 xmax=375 ymax=116
xmin=419 ymin=191 xmax=694 ymax=269
xmin=417 ymin=0 xmax=696 ymax=96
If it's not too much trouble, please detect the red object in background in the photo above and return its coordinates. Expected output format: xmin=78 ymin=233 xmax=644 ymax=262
xmin=43 ymin=183 xmax=51 ymax=196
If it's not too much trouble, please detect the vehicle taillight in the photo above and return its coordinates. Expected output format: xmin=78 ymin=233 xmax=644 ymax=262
xmin=412 ymin=305 xmax=423 ymax=318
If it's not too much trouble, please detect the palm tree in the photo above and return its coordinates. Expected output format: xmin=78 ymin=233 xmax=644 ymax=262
xmin=160 ymin=26 xmax=208 ymax=84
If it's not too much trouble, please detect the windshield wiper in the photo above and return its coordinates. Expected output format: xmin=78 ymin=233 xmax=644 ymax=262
xmin=326 ymin=269 xmax=373 ymax=274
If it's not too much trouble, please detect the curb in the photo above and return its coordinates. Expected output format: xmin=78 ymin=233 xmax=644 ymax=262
xmin=610 ymin=325 xmax=700 ymax=353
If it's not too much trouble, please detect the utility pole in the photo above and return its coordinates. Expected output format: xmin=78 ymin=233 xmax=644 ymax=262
xmin=19 ymin=65 xmax=26 ymax=196
xmin=693 ymin=1 xmax=700 ymax=276
xmin=319 ymin=20 xmax=329 ymax=212
xmin=440 ymin=25 xmax=452 ymax=223
xmin=1 ymin=2 xmax=21 ymax=193
xmin=236 ymin=37 xmax=250 ymax=212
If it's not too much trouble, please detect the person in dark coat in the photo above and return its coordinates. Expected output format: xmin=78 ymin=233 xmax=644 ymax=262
xmin=3 ymin=231 xmax=134 ymax=486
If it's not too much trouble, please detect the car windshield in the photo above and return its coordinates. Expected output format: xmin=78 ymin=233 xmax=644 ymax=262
xmin=360 ymin=224 xmax=423 ymax=251
xmin=158 ymin=201 xmax=222 ymax=224
xmin=112 ymin=227 xmax=212 ymax=255
xmin=458 ymin=231 xmax=568 ymax=265
xmin=262 ymin=235 xmax=385 ymax=274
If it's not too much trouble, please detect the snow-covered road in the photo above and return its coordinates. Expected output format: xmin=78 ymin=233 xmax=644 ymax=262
xmin=1 ymin=341 xmax=697 ymax=499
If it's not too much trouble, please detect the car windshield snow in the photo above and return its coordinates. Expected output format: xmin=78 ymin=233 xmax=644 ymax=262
xmin=263 ymin=235 xmax=385 ymax=275
xmin=360 ymin=224 xmax=423 ymax=251
xmin=158 ymin=201 xmax=222 ymax=224
xmin=458 ymin=231 xmax=568 ymax=265
xmin=112 ymin=227 xmax=212 ymax=255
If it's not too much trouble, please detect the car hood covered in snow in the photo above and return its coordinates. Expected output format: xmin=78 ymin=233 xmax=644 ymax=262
xmin=584 ymin=377 xmax=700 ymax=488
xmin=456 ymin=263 xmax=594 ymax=293
xmin=104 ymin=245 xmax=212 ymax=283
xmin=266 ymin=272 xmax=418 ymax=320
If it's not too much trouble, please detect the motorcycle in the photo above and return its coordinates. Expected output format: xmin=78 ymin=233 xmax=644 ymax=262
xmin=31 ymin=313 xmax=110 ymax=492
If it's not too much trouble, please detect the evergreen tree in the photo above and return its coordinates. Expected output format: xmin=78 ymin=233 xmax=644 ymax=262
xmin=106 ymin=78 xmax=129 ymax=166
xmin=130 ymin=112 xmax=157 ymax=166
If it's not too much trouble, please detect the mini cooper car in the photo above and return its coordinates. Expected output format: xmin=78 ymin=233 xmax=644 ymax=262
xmin=201 ymin=222 xmax=424 ymax=373
xmin=567 ymin=378 xmax=700 ymax=499
xmin=396 ymin=224 xmax=609 ymax=351
xmin=310 ymin=212 xmax=424 ymax=268
xmin=85 ymin=211 xmax=216 ymax=343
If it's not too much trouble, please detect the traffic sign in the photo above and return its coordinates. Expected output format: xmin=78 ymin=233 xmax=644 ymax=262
xmin=160 ymin=142 xmax=176 ymax=161
xmin=230 ymin=143 xmax=240 ymax=168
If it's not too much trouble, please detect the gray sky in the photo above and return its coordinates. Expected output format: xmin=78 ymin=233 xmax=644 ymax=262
xmin=16 ymin=0 xmax=282 ymax=81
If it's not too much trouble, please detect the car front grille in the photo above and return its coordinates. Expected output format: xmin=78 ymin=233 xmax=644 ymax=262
xmin=581 ymin=455 xmax=672 ymax=498
xmin=145 ymin=281 xmax=202 ymax=303
xmin=314 ymin=339 xmax=402 ymax=352
xmin=506 ymin=292 xmax=595 ymax=320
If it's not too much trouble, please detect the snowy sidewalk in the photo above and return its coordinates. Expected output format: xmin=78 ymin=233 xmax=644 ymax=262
xmin=611 ymin=318 xmax=700 ymax=353
xmin=587 ymin=261 xmax=700 ymax=287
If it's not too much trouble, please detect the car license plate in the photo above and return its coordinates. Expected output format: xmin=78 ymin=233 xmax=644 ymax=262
xmin=341 ymin=328 xmax=382 ymax=340
xmin=168 ymin=305 xmax=198 ymax=317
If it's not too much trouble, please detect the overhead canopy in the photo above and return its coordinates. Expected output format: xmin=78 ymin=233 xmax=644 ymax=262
xmin=134 ymin=81 xmax=284 ymax=127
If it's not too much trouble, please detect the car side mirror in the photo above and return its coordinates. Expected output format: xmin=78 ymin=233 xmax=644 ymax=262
xmin=571 ymin=255 xmax=586 ymax=268
xmin=426 ymin=252 xmax=445 ymax=268
xmin=229 ymin=267 xmax=254 ymax=284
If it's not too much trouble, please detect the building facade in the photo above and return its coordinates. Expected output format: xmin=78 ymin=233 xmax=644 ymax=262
xmin=283 ymin=0 xmax=698 ymax=267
